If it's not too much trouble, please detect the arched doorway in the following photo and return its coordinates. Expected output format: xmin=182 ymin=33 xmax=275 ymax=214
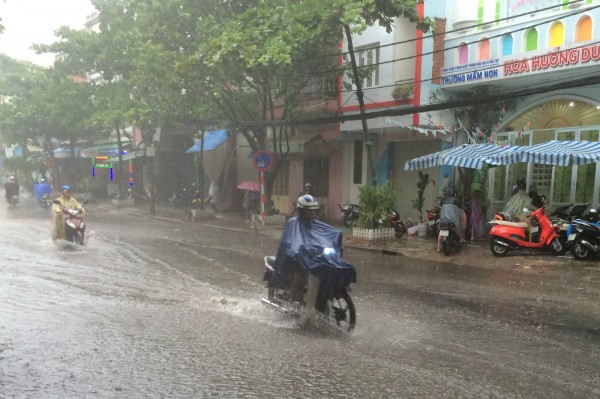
xmin=489 ymin=99 xmax=600 ymax=214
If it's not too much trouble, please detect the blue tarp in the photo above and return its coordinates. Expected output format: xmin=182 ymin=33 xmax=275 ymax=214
xmin=271 ymin=217 xmax=357 ymax=295
xmin=185 ymin=130 xmax=228 ymax=153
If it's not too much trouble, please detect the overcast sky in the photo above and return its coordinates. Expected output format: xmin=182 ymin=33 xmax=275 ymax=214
xmin=0 ymin=0 xmax=95 ymax=67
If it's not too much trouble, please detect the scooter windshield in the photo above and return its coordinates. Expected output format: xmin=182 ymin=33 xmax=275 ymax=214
xmin=272 ymin=217 xmax=357 ymax=294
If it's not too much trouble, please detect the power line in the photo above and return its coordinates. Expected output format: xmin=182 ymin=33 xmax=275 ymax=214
xmin=334 ymin=0 xmax=588 ymax=58
xmin=232 ymin=71 xmax=600 ymax=128
xmin=353 ymin=38 xmax=600 ymax=97
xmin=340 ymin=3 xmax=600 ymax=92
xmin=291 ymin=0 xmax=591 ymax=76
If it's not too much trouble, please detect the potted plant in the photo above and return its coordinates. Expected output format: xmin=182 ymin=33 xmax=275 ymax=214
xmin=353 ymin=183 xmax=397 ymax=240
xmin=391 ymin=81 xmax=414 ymax=101
xmin=411 ymin=171 xmax=435 ymax=236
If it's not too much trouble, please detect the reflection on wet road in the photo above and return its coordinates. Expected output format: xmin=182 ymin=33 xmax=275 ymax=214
xmin=1 ymin=201 xmax=599 ymax=398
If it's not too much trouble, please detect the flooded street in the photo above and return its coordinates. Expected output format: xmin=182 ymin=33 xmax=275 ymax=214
xmin=1 ymin=200 xmax=599 ymax=398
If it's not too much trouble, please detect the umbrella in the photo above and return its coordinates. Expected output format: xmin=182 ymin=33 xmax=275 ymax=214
xmin=237 ymin=181 xmax=260 ymax=192
xmin=404 ymin=144 xmax=525 ymax=171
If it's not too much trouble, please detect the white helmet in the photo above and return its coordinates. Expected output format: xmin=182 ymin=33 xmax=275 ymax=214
xmin=297 ymin=194 xmax=319 ymax=210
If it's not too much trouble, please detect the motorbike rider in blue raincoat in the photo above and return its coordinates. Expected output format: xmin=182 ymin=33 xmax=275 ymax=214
xmin=34 ymin=178 xmax=53 ymax=204
xmin=271 ymin=194 xmax=356 ymax=305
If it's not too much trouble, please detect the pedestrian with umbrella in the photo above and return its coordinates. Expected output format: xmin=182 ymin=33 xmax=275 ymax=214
xmin=237 ymin=181 xmax=260 ymax=222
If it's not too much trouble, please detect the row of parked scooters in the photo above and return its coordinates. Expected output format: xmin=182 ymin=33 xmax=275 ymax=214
xmin=488 ymin=203 xmax=600 ymax=260
xmin=341 ymin=200 xmax=600 ymax=260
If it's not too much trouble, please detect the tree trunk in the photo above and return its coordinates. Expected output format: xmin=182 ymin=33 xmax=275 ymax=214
xmin=344 ymin=23 xmax=377 ymax=186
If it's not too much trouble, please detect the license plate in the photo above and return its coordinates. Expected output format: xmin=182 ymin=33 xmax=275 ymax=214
xmin=439 ymin=230 xmax=449 ymax=237
xmin=429 ymin=220 xmax=435 ymax=226
xmin=567 ymin=233 xmax=577 ymax=241
xmin=531 ymin=226 xmax=539 ymax=233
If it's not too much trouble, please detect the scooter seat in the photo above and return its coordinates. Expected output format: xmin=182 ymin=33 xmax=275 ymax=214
xmin=490 ymin=220 xmax=528 ymax=228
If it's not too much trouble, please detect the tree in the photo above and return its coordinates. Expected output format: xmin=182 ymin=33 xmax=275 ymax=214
xmin=38 ymin=0 xmax=226 ymax=196
xmin=334 ymin=0 xmax=433 ymax=186
xmin=0 ymin=64 xmax=97 ymax=188
xmin=192 ymin=0 xmax=342 ymax=206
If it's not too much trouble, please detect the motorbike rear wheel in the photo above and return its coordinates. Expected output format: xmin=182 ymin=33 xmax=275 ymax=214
xmin=490 ymin=238 xmax=509 ymax=256
xmin=442 ymin=237 xmax=452 ymax=256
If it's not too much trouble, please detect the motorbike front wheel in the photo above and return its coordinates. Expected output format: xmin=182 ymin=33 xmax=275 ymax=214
xmin=571 ymin=239 xmax=592 ymax=260
xmin=331 ymin=289 xmax=356 ymax=331
xmin=549 ymin=237 xmax=563 ymax=256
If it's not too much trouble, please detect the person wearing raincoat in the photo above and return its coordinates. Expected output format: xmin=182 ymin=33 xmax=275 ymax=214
xmin=503 ymin=177 xmax=535 ymax=221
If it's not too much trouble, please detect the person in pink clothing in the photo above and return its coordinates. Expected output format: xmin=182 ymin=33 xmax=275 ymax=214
xmin=470 ymin=190 xmax=485 ymax=240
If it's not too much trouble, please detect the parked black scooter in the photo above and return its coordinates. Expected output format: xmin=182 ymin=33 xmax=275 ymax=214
xmin=565 ymin=210 xmax=600 ymax=260
xmin=389 ymin=209 xmax=406 ymax=238
xmin=338 ymin=203 xmax=360 ymax=228
xmin=438 ymin=218 xmax=462 ymax=256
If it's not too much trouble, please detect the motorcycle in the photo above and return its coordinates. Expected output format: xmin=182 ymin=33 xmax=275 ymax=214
xmin=54 ymin=199 xmax=89 ymax=245
xmin=261 ymin=252 xmax=356 ymax=332
xmin=261 ymin=218 xmax=357 ymax=332
xmin=338 ymin=203 xmax=360 ymax=228
xmin=426 ymin=207 xmax=440 ymax=238
xmin=6 ymin=193 xmax=19 ymax=207
xmin=564 ymin=210 xmax=600 ymax=260
xmin=438 ymin=218 xmax=462 ymax=256
xmin=40 ymin=193 xmax=52 ymax=209
xmin=389 ymin=209 xmax=406 ymax=238
xmin=489 ymin=206 xmax=563 ymax=256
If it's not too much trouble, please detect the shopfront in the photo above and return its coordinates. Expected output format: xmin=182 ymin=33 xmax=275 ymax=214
xmin=488 ymin=99 xmax=600 ymax=214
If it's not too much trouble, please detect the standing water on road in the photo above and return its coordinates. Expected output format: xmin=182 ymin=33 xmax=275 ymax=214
xmin=1 ymin=202 xmax=599 ymax=398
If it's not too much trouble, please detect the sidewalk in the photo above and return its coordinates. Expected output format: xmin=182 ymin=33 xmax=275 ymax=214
xmin=104 ymin=201 xmax=589 ymax=272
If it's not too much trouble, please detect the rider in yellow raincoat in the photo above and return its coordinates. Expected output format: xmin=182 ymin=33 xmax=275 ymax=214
xmin=52 ymin=185 xmax=84 ymax=241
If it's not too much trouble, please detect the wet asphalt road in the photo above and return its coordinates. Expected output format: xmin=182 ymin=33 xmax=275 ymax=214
xmin=1 ymin=199 xmax=599 ymax=398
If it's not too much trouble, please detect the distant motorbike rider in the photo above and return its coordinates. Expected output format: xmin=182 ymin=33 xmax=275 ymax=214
xmin=438 ymin=188 xmax=467 ymax=250
xmin=4 ymin=175 xmax=19 ymax=202
xmin=52 ymin=185 xmax=84 ymax=241
xmin=34 ymin=178 xmax=53 ymax=204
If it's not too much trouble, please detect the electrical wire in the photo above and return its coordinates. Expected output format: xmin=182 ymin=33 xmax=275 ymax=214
xmin=231 ymin=70 xmax=600 ymax=128
xmin=340 ymin=3 xmax=600 ymax=92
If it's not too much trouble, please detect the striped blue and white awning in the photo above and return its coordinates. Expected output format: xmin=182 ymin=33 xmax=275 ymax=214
xmin=404 ymin=144 xmax=524 ymax=171
xmin=521 ymin=140 xmax=600 ymax=166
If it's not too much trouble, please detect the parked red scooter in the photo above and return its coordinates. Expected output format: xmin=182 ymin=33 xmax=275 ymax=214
xmin=489 ymin=206 xmax=563 ymax=256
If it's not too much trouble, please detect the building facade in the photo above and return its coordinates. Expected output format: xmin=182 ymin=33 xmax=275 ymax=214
xmin=339 ymin=3 xmax=450 ymax=221
xmin=441 ymin=0 xmax=600 ymax=213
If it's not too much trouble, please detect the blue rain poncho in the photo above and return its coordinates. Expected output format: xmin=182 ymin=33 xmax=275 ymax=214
xmin=271 ymin=217 xmax=357 ymax=295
